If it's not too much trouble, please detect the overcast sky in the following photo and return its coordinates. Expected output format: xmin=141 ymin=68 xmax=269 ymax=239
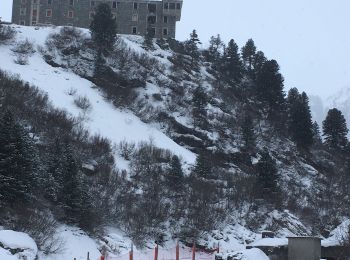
xmin=1 ymin=0 xmax=350 ymax=99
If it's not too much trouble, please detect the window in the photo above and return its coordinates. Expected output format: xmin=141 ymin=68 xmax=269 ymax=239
xmin=46 ymin=9 xmax=52 ymax=17
xmin=132 ymin=26 xmax=137 ymax=34
xmin=147 ymin=15 xmax=156 ymax=24
xmin=33 ymin=0 xmax=37 ymax=3
xmin=132 ymin=14 xmax=138 ymax=22
xmin=48 ymin=0 xmax=52 ymax=5
xmin=148 ymin=3 xmax=156 ymax=13
xmin=89 ymin=12 xmax=95 ymax=19
xmin=68 ymin=10 xmax=74 ymax=18
xmin=112 ymin=1 xmax=117 ymax=8
xmin=147 ymin=27 xmax=156 ymax=38
xmin=163 ymin=3 xmax=168 ymax=9
xmin=67 ymin=23 xmax=73 ymax=26
xmin=133 ymin=2 xmax=138 ymax=10
xmin=163 ymin=28 xmax=168 ymax=36
xmin=163 ymin=16 xmax=168 ymax=23
xmin=32 ymin=9 xmax=38 ymax=16
xmin=169 ymin=3 xmax=175 ymax=9
xmin=176 ymin=3 xmax=181 ymax=9
xmin=21 ymin=0 xmax=26 ymax=4
xmin=69 ymin=0 xmax=74 ymax=6
xmin=90 ymin=1 xmax=95 ymax=7
xmin=20 ymin=20 xmax=25 ymax=25
xmin=32 ymin=21 xmax=37 ymax=25
xmin=20 ymin=8 xmax=26 ymax=16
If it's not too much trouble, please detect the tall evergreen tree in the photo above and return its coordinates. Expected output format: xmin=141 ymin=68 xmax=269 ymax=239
xmin=166 ymin=155 xmax=184 ymax=192
xmin=241 ymin=114 xmax=256 ymax=151
xmin=185 ymin=30 xmax=201 ymax=68
xmin=287 ymin=88 xmax=314 ymax=149
xmin=220 ymin=39 xmax=243 ymax=83
xmin=256 ymin=59 xmax=285 ymax=113
xmin=323 ymin=108 xmax=349 ymax=149
xmin=256 ymin=148 xmax=279 ymax=194
xmin=252 ymin=51 xmax=267 ymax=76
xmin=312 ymin=121 xmax=322 ymax=145
xmin=0 ymin=111 xmax=38 ymax=206
xmin=241 ymin=39 xmax=257 ymax=71
xmin=192 ymin=153 xmax=212 ymax=179
xmin=207 ymin=34 xmax=224 ymax=63
xmin=192 ymin=86 xmax=208 ymax=129
xmin=90 ymin=3 xmax=117 ymax=54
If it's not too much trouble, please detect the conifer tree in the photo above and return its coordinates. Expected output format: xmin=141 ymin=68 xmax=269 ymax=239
xmin=192 ymin=86 xmax=208 ymax=129
xmin=287 ymin=88 xmax=314 ymax=149
xmin=323 ymin=108 xmax=349 ymax=149
xmin=90 ymin=3 xmax=117 ymax=54
xmin=0 ymin=111 xmax=38 ymax=206
xmin=256 ymin=148 xmax=279 ymax=193
xmin=143 ymin=29 xmax=155 ymax=50
xmin=252 ymin=51 xmax=267 ymax=76
xmin=241 ymin=114 xmax=256 ymax=151
xmin=192 ymin=153 xmax=212 ymax=179
xmin=241 ymin=39 xmax=257 ymax=71
xmin=312 ymin=121 xmax=322 ymax=145
xmin=185 ymin=30 xmax=201 ymax=69
xmin=256 ymin=59 xmax=285 ymax=113
xmin=167 ymin=155 xmax=184 ymax=192
xmin=208 ymin=34 xmax=224 ymax=63
xmin=221 ymin=39 xmax=243 ymax=83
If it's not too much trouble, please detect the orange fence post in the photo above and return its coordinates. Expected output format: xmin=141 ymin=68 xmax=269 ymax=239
xmin=176 ymin=241 xmax=179 ymax=260
xmin=154 ymin=244 xmax=158 ymax=260
xmin=192 ymin=242 xmax=196 ymax=260
xmin=129 ymin=243 xmax=133 ymax=260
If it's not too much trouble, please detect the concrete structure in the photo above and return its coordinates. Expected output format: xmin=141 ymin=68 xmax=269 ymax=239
xmin=12 ymin=0 xmax=182 ymax=38
xmin=288 ymin=237 xmax=321 ymax=260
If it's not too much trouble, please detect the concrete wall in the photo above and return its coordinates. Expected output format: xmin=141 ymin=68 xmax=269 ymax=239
xmin=288 ymin=237 xmax=321 ymax=260
xmin=12 ymin=0 xmax=182 ymax=38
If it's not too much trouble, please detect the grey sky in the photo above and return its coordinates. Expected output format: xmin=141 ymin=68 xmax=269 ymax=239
xmin=1 ymin=0 xmax=350 ymax=98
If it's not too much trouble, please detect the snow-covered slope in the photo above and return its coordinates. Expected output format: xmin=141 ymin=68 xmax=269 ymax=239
xmin=0 ymin=25 xmax=196 ymax=170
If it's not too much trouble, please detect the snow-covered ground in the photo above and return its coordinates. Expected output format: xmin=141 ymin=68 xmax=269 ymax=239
xmin=0 ymin=25 xmax=196 ymax=172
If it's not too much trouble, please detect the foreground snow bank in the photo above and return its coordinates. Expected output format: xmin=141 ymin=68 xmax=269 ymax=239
xmin=226 ymin=248 xmax=269 ymax=260
xmin=0 ymin=230 xmax=38 ymax=260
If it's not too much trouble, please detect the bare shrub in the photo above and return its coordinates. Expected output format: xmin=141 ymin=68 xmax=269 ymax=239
xmin=118 ymin=140 xmax=136 ymax=160
xmin=12 ymin=209 xmax=64 ymax=255
xmin=66 ymin=87 xmax=77 ymax=96
xmin=74 ymin=95 xmax=92 ymax=111
xmin=45 ymin=26 xmax=83 ymax=53
xmin=0 ymin=23 xmax=16 ymax=44
xmin=12 ymin=39 xmax=36 ymax=65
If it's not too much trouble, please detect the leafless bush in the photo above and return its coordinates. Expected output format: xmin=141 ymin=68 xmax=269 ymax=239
xmin=13 ymin=209 xmax=64 ymax=255
xmin=12 ymin=39 xmax=36 ymax=65
xmin=118 ymin=140 xmax=136 ymax=160
xmin=74 ymin=95 xmax=92 ymax=111
xmin=66 ymin=87 xmax=77 ymax=96
xmin=45 ymin=26 xmax=83 ymax=52
xmin=0 ymin=24 xmax=16 ymax=44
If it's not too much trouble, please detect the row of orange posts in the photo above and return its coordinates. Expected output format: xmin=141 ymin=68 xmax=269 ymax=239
xmin=100 ymin=241 xmax=219 ymax=260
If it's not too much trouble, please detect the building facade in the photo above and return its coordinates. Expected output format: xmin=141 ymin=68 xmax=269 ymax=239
xmin=12 ymin=0 xmax=183 ymax=38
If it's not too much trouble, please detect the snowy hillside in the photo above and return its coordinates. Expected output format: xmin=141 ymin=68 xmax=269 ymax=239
xmin=0 ymin=25 xmax=196 ymax=171
xmin=1 ymin=23 xmax=350 ymax=260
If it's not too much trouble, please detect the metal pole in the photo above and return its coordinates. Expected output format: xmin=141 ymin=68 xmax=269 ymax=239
xmin=176 ymin=241 xmax=180 ymax=260
xmin=192 ymin=242 xmax=195 ymax=260
xmin=129 ymin=243 xmax=133 ymax=260
xmin=154 ymin=244 xmax=158 ymax=260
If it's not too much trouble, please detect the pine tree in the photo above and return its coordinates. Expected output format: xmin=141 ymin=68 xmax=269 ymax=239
xmin=256 ymin=59 xmax=285 ymax=113
xmin=208 ymin=34 xmax=224 ymax=63
xmin=287 ymin=88 xmax=314 ymax=149
xmin=185 ymin=30 xmax=201 ymax=69
xmin=323 ymin=108 xmax=349 ymax=149
xmin=90 ymin=3 xmax=117 ymax=54
xmin=143 ymin=29 xmax=155 ymax=50
xmin=192 ymin=153 xmax=212 ymax=179
xmin=256 ymin=148 xmax=279 ymax=194
xmin=167 ymin=155 xmax=184 ymax=192
xmin=192 ymin=86 xmax=208 ymax=129
xmin=220 ymin=39 xmax=243 ymax=83
xmin=241 ymin=114 xmax=256 ymax=151
xmin=0 ymin=111 xmax=38 ymax=206
xmin=252 ymin=51 xmax=267 ymax=75
xmin=93 ymin=49 xmax=107 ymax=78
xmin=241 ymin=39 xmax=257 ymax=71
xmin=312 ymin=121 xmax=322 ymax=145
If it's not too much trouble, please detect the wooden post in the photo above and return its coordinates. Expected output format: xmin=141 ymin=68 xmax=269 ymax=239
xmin=192 ymin=242 xmax=196 ymax=260
xmin=217 ymin=242 xmax=220 ymax=253
xmin=176 ymin=241 xmax=180 ymax=260
xmin=87 ymin=252 xmax=90 ymax=260
xmin=154 ymin=244 xmax=158 ymax=260
xmin=129 ymin=243 xmax=133 ymax=260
